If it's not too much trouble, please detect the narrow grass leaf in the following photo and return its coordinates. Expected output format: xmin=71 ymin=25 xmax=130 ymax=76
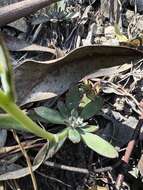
xmin=0 ymin=37 xmax=15 ymax=101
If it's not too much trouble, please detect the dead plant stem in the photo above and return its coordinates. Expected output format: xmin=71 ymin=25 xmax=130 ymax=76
xmin=12 ymin=130 xmax=38 ymax=190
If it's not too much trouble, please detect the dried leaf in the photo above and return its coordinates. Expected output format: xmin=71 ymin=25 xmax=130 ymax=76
xmin=138 ymin=154 xmax=143 ymax=176
xmin=0 ymin=138 xmax=65 ymax=180
xmin=14 ymin=45 xmax=143 ymax=105
xmin=3 ymin=33 xmax=60 ymax=56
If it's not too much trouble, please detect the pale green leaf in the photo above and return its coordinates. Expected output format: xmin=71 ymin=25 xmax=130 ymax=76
xmin=80 ymin=96 xmax=103 ymax=120
xmin=0 ymin=37 xmax=15 ymax=101
xmin=35 ymin=106 xmax=65 ymax=125
xmin=80 ymin=95 xmax=91 ymax=108
xmin=81 ymin=132 xmax=118 ymax=158
xmin=81 ymin=125 xmax=99 ymax=133
xmin=68 ymin=128 xmax=81 ymax=143
xmin=114 ymin=24 xmax=128 ymax=42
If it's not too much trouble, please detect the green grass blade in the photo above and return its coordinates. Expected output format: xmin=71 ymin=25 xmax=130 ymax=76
xmin=0 ymin=36 xmax=15 ymax=101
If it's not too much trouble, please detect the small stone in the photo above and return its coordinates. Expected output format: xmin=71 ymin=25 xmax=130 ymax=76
xmin=105 ymin=25 xmax=116 ymax=39
xmin=102 ymin=38 xmax=119 ymax=46
xmin=96 ymin=26 xmax=104 ymax=36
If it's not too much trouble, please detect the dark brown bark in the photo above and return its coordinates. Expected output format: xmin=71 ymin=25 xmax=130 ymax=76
xmin=0 ymin=0 xmax=59 ymax=27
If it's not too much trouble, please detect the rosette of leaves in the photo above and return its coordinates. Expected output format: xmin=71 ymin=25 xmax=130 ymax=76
xmin=0 ymin=37 xmax=118 ymax=158
xmin=35 ymin=86 xmax=118 ymax=158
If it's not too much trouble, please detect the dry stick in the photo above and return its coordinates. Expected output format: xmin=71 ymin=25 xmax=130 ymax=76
xmin=0 ymin=0 xmax=59 ymax=27
xmin=12 ymin=130 xmax=38 ymax=190
xmin=115 ymin=119 xmax=143 ymax=190
xmin=44 ymin=161 xmax=113 ymax=174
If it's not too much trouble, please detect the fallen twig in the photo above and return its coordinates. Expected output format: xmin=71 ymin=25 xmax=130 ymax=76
xmin=0 ymin=0 xmax=59 ymax=27
xmin=13 ymin=130 xmax=38 ymax=190
xmin=44 ymin=161 xmax=113 ymax=174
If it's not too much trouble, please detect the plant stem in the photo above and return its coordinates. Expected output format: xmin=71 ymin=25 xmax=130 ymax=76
xmin=58 ymin=128 xmax=68 ymax=141
xmin=0 ymin=90 xmax=56 ymax=142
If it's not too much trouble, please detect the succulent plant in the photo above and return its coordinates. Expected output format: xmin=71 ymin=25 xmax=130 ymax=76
xmin=0 ymin=37 xmax=118 ymax=159
xmin=35 ymin=85 xmax=118 ymax=158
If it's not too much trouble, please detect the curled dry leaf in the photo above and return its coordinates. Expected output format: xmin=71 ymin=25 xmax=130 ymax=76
xmin=13 ymin=45 xmax=143 ymax=105
xmin=138 ymin=154 xmax=143 ymax=176
xmin=2 ymin=33 xmax=64 ymax=58
xmin=0 ymin=143 xmax=47 ymax=181
xmin=0 ymin=136 xmax=66 ymax=181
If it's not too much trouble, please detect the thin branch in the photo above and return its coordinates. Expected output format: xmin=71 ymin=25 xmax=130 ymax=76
xmin=0 ymin=0 xmax=59 ymax=27
xmin=44 ymin=161 xmax=113 ymax=174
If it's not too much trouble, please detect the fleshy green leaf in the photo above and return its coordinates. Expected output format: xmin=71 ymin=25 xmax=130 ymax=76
xmin=81 ymin=132 xmax=118 ymax=158
xmin=68 ymin=128 xmax=81 ymax=143
xmin=57 ymin=101 xmax=69 ymax=118
xmin=0 ymin=114 xmax=28 ymax=132
xmin=80 ymin=96 xmax=103 ymax=120
xmin=81 ymin=125 xmax=99 ymax=133
xmin=66 ymin=86 xmax=81 ymax=111
xmin=80 ymin=95 xmax=91 ymax=108
xmin=0 ymin=37 xmax=15 ymax=101
xmin=70 ymin=109 xmax=79 ymax=118
xmin=35 ymin=106 xmax=65 ymax=125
